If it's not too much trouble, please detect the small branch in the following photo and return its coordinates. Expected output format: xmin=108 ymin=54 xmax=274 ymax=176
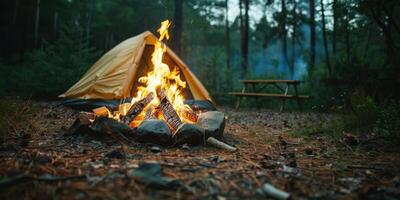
xmin=259 ymin=183 xmax=291 ymax=200
xmin=206 ymin=137 xmax=238 ymax=152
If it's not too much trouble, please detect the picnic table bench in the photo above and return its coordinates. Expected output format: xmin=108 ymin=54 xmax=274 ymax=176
xmin=229 ymin=80 xmax=310 ymax=112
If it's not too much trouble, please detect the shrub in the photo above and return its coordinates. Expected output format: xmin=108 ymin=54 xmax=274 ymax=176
xmin=374 ymin=102 xmax=400 ymax=142
xmin=1 ymin=23 xmax=100 ymax=98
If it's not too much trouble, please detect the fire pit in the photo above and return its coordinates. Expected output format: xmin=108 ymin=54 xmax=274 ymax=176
xmin=66 ymin=20 xmax=233 ymax=151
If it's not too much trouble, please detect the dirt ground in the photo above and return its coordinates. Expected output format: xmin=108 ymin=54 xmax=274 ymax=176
xmin=1 ymin=101 xmax=399 ymax=199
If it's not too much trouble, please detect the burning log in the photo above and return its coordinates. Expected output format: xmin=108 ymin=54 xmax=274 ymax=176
xmin=93 ymin=106 xmax=111 ymax=117
xmin=118 ymin=103 xmax=131 ymax=116
xmin=206 ymin=137 xmax=237 ymax=152
xmin=144 ymin=106 xmax=157 ymax=120
xmin=154 ymin=106 xmax=162 ymax=118
xmin=156 ymin=88 xmax=182 ymax=131
xmin=79 ymin=112 xmax=95 ymax=125
xmin=123 ymin=92 xmax=154 ymax=124
xmin=181 ymin=109 xmax=198 ymax=122
xmin=65 ymin=112 xmax=96 ymax=136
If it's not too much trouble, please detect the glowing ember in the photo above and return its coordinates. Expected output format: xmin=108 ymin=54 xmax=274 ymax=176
xmin=126 ymin=20 xmax=196 ymax=128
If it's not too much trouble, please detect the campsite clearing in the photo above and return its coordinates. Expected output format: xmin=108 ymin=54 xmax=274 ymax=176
xmin=1 ymin=101 xmax=399 ymax=199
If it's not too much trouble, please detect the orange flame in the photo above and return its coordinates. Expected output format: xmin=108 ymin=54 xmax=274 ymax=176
xmin=129 ymin=20 xmax=195 ymax=126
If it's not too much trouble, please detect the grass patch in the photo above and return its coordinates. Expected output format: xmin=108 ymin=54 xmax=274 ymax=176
xmin=288 ymin=117 xmax=346 ymax=141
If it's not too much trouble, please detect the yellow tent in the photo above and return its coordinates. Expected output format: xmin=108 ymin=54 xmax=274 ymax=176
xmin=59 ymin=31 xmax=212 ymax=103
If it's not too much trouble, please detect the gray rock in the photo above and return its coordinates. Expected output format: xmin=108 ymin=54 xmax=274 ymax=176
xmin=184 ymin=100 xmax=217 ymax=112
xmin=136 ymin=120 xmax=173 ymax=146
xmin=129 ymin=162 xmax=180 ymax=189
xmin=149 ymin=146 xmax=162 ymax=153
xmin=181 ymin=143 xmax=191 ymax=150
xmin=174 ymin=123 xmax=205 ymax=146
xmin=196 ymin=111 xmax=225 ymax=139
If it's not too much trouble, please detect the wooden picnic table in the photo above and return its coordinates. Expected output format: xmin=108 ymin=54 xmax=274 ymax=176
xmin=229 ymin=80 xmax=310 ymax=112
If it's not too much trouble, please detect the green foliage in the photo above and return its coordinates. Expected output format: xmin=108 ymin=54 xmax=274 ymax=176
xmin=289 ymin=117 xmax=346 ymax=141
xmin=2 ymin=23 xmax=100 ymax=97
xmin=292 ymin=94 xmax=400 ymax=145
xmin=374 ymin=102 xmax=400 ymax=142
xmin=348 ymin=89 xmax=378 ymax=130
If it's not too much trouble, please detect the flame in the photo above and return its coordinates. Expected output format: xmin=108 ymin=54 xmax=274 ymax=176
xmin=129 ymin=20 xmax=195 ymax=126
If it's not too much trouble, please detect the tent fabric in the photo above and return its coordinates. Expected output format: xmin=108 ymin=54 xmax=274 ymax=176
xmin=59 ymin=31 xmax=212 ymax=103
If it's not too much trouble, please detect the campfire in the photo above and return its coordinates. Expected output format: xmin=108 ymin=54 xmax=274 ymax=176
xmin=102 ymin=20 xmax=198 ymax=130
xmin=67 ymin=20 xmax=234 ymax=151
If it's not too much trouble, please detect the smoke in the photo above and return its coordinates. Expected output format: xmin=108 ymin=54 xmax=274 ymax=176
xmin=250 ymin=23 xmax=326 ymax=80
xmin=251 ymin=36 xmax=307 ymax=79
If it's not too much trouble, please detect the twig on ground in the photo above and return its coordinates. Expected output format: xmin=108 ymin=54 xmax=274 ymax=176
xmin=207 ymin=137 xmax=238 ymax=152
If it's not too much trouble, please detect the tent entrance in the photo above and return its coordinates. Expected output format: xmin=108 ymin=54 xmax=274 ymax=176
xmin=129 ymin=44 xmax=194 ymax=100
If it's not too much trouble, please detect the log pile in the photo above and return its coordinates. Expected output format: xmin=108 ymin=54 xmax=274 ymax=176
xmin=65 ymin=88 xmax=233 ymax=149
xmin=66 ymin=108 xmax=233 ymax=150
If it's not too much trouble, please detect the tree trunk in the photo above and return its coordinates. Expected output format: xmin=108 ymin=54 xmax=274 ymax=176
xmin=225 ymin=0 xmax=232 ymax=88
xmin=383 ymin=5 xmax=400 ymax=37
xmin=86 ymin=0 xmax=95 ymax=50
xmin=104 ymin=32 xmax=109 ymax=50
xmin=11 ymin=0 xmax=19 ymax=34
xmin=173 ymin=0 xmax=183 ymax=55
xmin=240 ymin=0 xmax=249 ymax=78
xmin=364 ymin=23 xmax=372 ymax=57
xmin=366 ymin=1 xmax=396 ymax=66
xmin=320 ymin=0 xmax=332 ymax=76
xmin=309 ymin=0 xmax=316 ymax=78
xmin=34 ymin=0 xmax=41 ymax=48
xmin=345 ymin=7 xmax=351 ymax=62
xmin=332 ymin=0 xmax=338 ymax=55
xmin=280 ymin=0 xmax=288 ymax=72
xmin=290 ymin=1 xmax=297 ymax=79
xmin=290 ymin=25 xmax=297 ymax=79
xmin=291 ymin=24 xmax=296 ymax=79
xmin=11 ymin=0 xmax=19 ymax=55
xmin=53 ymin=11 xmax=58 ymax=39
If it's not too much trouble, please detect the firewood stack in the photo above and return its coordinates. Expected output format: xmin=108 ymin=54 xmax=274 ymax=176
xmin=66 ymin=94 xmax=232 ymax=150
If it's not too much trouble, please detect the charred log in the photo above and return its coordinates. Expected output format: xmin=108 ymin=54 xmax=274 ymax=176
xmin=144 ymin=106 xmax=157 ymax=120
xmin=156 ymin=88 xmax=182 ymax=131
xmin=79 ymin=112 xmax=95 ymax=125
xmin=65 ymin=112 xmax=96 ymax=136
xmin=182 ymin=109 xmax=198 ymax=122
xmin=123 ymin=92 xmax=154 ymax=124
xmin=93 ymin=106 xmax=110 ymax=117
